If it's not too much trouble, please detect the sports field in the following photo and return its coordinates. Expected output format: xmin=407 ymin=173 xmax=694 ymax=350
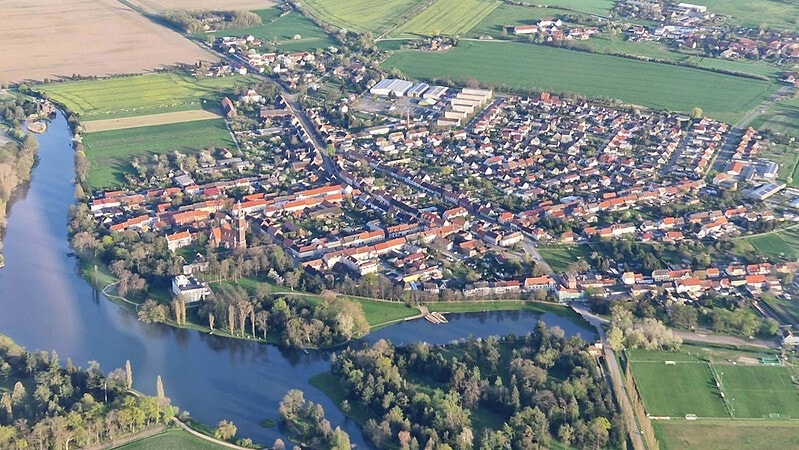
xmin=82 ymin=110 xmax=222 ymax=133
xmin=383 ymin=41 xmax=778 ymax=122
xmin=654 ymin=420 xmax=799 ymax=450
xmin=199 ymin=8 xmax=335 ymax=53
xmin=113 ymin=429 xmax=226 ymax=449
xmin=745 ymin=228 xmax=799 ymax=260
xmin=82 ymin=119 xmax=234 ymax=189
xmin=301 ymin=0 xmax=423 ymax=34
xmin=38 ymin=73 xmax=251 ymax=121
xmin=390 ymin=0 xmax=501 ymax=38
xmin=627 ymin=349 xmax=799 ymax=419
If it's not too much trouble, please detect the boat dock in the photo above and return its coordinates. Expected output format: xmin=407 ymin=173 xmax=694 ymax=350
xmin=424 ymin=311 xmax=448 ymax=324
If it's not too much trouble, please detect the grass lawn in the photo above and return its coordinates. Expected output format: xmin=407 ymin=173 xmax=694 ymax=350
xmin=82 ymin=119 xmax=233 ymax=189
xmin=383 ymin=41 xmax=778 ymax=122
xmin=38 ymin=73 xmax=252 ymax=121
xmin=537 ymin=245 xmax=590 ymax=273
xmin=301 ymin=0 xmax=423 ymax=34
xmin=200 ymin=8 xmax=335 ymax=53
xmin=113 ymin=429 xmax=226 ymax=450
xmin=309 ymin=372 xmax=372 ymax=425
xmin=752 ymin=95 xmax=799 ymax=138
xmin=654 ymin=420 xmax=799 ymax=450
xmin=745 ymin=228 xmax=799 ymax=261
xmin=390 ymin=0 xmax=501 ymax=38
xmin=699 ymin=0 xmax=799 ymax=31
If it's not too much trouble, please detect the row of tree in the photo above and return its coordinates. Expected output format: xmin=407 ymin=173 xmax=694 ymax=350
xmin=330 ymin=323 xmax=622 ymax=449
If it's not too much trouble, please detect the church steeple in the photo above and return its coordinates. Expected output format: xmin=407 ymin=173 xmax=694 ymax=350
xmin=234 ymin=202 xmax=247 ymax=249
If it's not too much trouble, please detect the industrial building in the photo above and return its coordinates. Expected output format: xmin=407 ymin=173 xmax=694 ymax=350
xmin=370 ymin=78 xmax=414 ymax=97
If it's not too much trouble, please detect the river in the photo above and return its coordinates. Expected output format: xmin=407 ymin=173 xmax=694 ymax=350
xmin=0 ymin=112 xmax=596 ymax=448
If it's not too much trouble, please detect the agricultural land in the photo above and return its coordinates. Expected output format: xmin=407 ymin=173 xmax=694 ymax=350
xmin=389 ymin=0 xmax=502 ymax=38
xmin=383 ymin=41 xmax=778 ymax=122
xmin=698 ymin=0 xmax=799 ymax=31
xmin=81 ymin=110 xmax=222 ymax=133
xmin=198 ymin=8 xmax=336 ymax=53
xmin=0 ymin=0 xmax=216 ymax=84
xmin=300 ymin=0 xmax=424 ymax=34
xmin=127 ymin=0 xmax=273 ymax=14
xmin=751 ymin=95 xmax=799 ymax=137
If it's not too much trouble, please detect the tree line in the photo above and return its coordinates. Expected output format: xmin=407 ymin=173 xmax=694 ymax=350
xmin=329 ymin=323 xmax=622 ymax=449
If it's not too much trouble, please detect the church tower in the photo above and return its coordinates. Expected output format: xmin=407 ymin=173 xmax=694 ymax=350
xmin=234 ymin=203 xmax=247 ymax=249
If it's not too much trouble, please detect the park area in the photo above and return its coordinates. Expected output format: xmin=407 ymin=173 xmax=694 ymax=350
xmin=0 ymin=0 xmax=215 ymax=84
xmin=626 ymin=347 xmax=799 ymax=419
xmin=82 ymin=119 xmax=234 ymax=189
xmin=383 ymin=41 xmax=778 ymax=123
xmin=113 ymin=429 xmax=226 ymax=449
xmin=389 ymin=0 xmax=501 ymax=38
xmin=198 ymin=8 xmax=336 ymax=53
xmin=38 ymin=73 xmax=252 ymax=121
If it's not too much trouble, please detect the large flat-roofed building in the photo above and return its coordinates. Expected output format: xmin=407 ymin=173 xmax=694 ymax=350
xmin=407 ymin=83 xmax=430 ymax=97
xmin=370 ymin=78 xmax=414 ymax=97
xmin=746 ymin=182 xmax=785 ymax=201
xmin=423 ymin=85 xmax=448 ymax=99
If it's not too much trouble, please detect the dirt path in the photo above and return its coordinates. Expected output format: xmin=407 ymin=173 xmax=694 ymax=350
xmin=82 ymin=109 xmax=222 ymax=132
xmin=673 ymin=329 xmax=775 ymax=349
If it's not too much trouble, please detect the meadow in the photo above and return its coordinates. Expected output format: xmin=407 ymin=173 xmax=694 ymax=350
xmin=199 ymin=8 xmax=335 ymax=53
xmin=113 ymin=429 xmax=226 ymax=450
xmin=383 ymin=41 xmax=778 ymax=122
xmin=82 ymin=119 xmax=233 ymax=189
xmin=654 ymin=420 xmax=799 ymax=450
xmin=537 ymin=245 xmax=591 ymax=273
xmin=699 ymin=0 xmax=799 ymax=31
xmin=467 ymin=3 xmax=557 ymax=38
xmin=301 ymin=0 xmax=423 ymax=34
xmin=39 ymin=73 xmax=252 ymax=121
xmin=535 ymin=0 xmax=615 ymax=16
xmin=751 ymin=95 xmax=799 ymax=137
xmin=390 ymin=0 xmax=501 ymax=38
xmin=626 ymin=348 xmax=799 ymax=419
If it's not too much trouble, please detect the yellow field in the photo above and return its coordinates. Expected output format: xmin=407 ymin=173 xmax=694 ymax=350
xmin=81 ymin=110 xmax=222 ymax=133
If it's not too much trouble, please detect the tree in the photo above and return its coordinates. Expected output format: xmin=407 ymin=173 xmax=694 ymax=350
xmin=690 ymin=107 xmax=703 ymax=120
xmin=215 ymin=420 xmax=237 ymax=440
xmin=607 ymin=326 xmax=624 ymax=351
xmin=125 ymin=360 xmax=133 ymax=390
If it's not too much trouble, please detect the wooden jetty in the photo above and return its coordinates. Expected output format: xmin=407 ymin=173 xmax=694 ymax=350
xmin=424 ymin=311 xmax=448 ymax=324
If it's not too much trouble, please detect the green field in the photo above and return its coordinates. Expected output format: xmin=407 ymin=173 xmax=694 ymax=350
xmin=535 ymin=0 xmax=615 ymax=16
xmin=699 ymin=0 xmax=799 ymax=31
xmin=654 ymin=420 xmax=799 ymax=450
xmin=745 ymin=228 xmax=799 ymax=260
xmin=301 ymin=0 xmax=423 ymax=34
xmin=752 ymin=95 xmax=799 ymax=137
xmin=384 ymin=41 xmax=777 ymax=122
xmin=82 ymin=119 xmax=234 ymax=189
xmin=38 ymin=73 xmax=252 ymax=121
xmin=467 ymin=3 xmax=556 ymax=37
xmin=200 ymin=8 xmax=336 ymax=53
xmin=760 ymin=292 xmax=799 ymax=325
xmin=537 ymin=245 xmax=591 ymax=273
xmin=113 ymin=429 xmax=226 ymax=450
xmin=627 ymin=349 xmax=799 ymax=419
xmin=390 ymin=0 xmax=501 ymax=37
xmin=758 ymin=142 xmax=799 ymax=184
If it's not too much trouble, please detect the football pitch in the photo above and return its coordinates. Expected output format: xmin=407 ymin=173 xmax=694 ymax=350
xmin=627 ymin=350 xmax=799 ymax=419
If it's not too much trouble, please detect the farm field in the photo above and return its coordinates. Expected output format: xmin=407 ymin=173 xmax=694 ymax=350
xmin=82 ymin=110 xmax=222 ymax=132
xmin=390 ymin=0 xmax=501 ymax=38
xmin=699 ymin=0 xmax=799 ymax=31
xmin=82 ymin=119 xmax=234 ymax=189
xmin=654 ymin=420 xmax=799 ymax=450
xmin=127 ymin=0 xmax=272 ymax=13
xmin=38 ymin=73 xmax=252 ymax=121
xmin=752 ymin=96 xmax=799 ymax=137
xmin=383 ymin=41 xmax=778 ymax=122
xmin=0 ymin=0 xmax=215 ymax=84
xmin=745 ymin=228 xmax=799 ymax=260
xmin=626 ymin=348 xmax=799 ymax=419
xmin=536 ymin=0 xmax=615 ymax=16
xmin=112 ymin=429 xmax=225 ymax=450
xmin=199 ymin=8 xmax=336 ymax=53
xmin=301 ymin=0 xmax=423 ymax=34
